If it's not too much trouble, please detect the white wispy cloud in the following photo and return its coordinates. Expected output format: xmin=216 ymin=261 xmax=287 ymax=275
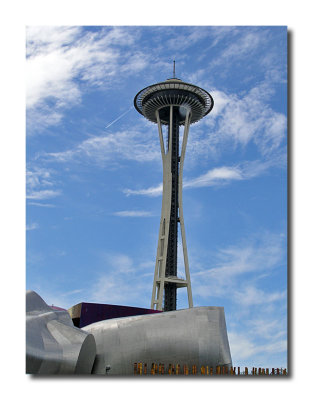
xmin=181 ymin=69 xmax=286 ymax=164
xmin=249 ymin=318 xmax=287 ymax=340
xmin=187 ymin=157 xmax=285 ymax=188
xmin=190 ymin=229 xmax=287 ymax=367
xmin=26 ymin=166 xmax=61 ymax=201
xmin=31 ymin=252 xmax=154 ymax=309
xmin=209 ymin=26 xmax=241 ymax=48
xmin=26 ymin=166 xmax=54 ymax=189
xmin=43 ymin=129 xmax=160 ymax=166
xmin=215 ymin=31 xmax=264 ymax=65
xmin=27 ymin=202 xmax=56 ymax=208
xmin=184 ymin=166 xmax=243 ymax=188
xmin=123 ymin=183 xmax=163 ymax=197
xmin=26 ymin=189 xmax=61 ymax=200
xmin=30 ymin=287 xmax=85 ymax=310
xmin=192 ymin=231 xmax=286 ymax=300
xmin=233 ymin=286 xmax=286 ymax=306
xmin=113 ymin=210 xmax=155 ymax=217
xmin=228 ymin=331 xmax=287 ymax=363
xmin=29 ymin=54 xmax=286 ymax=171
xmin=123 ymin=157 xmax=283 ymax=197
xmin=227 ymin=302 xmax=287 ymax=367
xmin=88 ymin=253 xmax=152 ymax=306
xmin=60 ymin=289 xmax=84 ymax=297
xmin=26 ymin=26 xmax=286 ymax=169
xmin=165 ymin=26 xmax=211 ymax=51
xmin=26 ymin=26 xmax=147 ymax=132
xmin=26 ymin=222 xmax=39 ymax=231
xmin=196 ymin=85 xmax=286 ymax=157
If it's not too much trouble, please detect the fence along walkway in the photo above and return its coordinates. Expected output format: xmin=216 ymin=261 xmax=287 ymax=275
xmin=133 ymin=363 xmax=287 ymax=375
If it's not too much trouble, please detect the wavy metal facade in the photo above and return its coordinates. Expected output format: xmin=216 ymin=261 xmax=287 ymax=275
xmin=84 ymin=306 xmax=232 ymax=375
xmin=26 ymin=291 xmax=232 ymax=375
xmin=26 ymin=291 xmax=96 ymax=374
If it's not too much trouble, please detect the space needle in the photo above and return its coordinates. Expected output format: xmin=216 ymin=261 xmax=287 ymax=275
xmin=134 ymin=63 xmax=214 ymax=311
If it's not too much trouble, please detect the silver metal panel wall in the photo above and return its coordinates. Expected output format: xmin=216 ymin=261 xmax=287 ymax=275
xmin=26 ymin=291 xmax=96 ymax=374
xmin=84 ymin=306 xmax=232 ymax=375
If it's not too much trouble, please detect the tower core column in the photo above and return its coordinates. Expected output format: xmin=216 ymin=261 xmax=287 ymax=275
xmin=165 ymin=107 xmax=179 ymax=311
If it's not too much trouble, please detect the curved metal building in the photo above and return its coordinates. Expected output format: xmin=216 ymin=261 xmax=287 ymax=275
xmin=84 ymin=306 xmax=232 ymax=375
xmin=26 ymin=291 xmax=96 ymax=374
xmin=26 ymin=291 xmax=232 ymax=375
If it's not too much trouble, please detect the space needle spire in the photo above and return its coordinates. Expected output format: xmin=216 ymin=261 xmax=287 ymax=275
xmin=134 ymin=67 xmax=214 ymax=311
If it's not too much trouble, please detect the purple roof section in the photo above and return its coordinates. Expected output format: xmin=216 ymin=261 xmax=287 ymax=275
xmin=76 ymin=303 xmax=162 ymax=328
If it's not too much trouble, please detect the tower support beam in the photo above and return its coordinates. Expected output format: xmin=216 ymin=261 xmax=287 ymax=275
xmin=134 ymin=76 xmax=214 ymax=312
xmin=151 ymin=106 xmax=193 ymax=311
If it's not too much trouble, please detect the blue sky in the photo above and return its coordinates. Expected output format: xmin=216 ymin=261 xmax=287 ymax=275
xmin=26 ymin=26 xmax=287 ymax=368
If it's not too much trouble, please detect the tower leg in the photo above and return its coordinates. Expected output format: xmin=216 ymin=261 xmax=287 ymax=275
xmin=179 ymin=110 xmax=193 ymax=308
xmin=151 ymin=106 xmax=193 ymax=311
xmin=150 ymin=108 xmax=172 ymax=310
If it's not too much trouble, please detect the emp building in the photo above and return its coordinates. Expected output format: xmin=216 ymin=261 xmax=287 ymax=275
xmin=134 ymin=69 xmax=213 ymax=311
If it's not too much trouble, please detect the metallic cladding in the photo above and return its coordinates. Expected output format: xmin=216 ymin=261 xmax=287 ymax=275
xmin=84 ymin=306 xmax=232 ymax=375
xmin=26 ymin=291 xmax=96 ymax=374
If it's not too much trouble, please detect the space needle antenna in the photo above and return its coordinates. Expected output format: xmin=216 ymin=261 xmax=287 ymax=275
xmin=173 ymin=60 xmax=176 ymax=78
